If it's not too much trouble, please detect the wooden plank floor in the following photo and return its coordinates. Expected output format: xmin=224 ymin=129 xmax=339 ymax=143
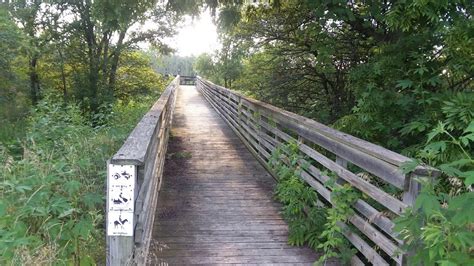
xmin=148 ymin=86 xmax=327 ymax=265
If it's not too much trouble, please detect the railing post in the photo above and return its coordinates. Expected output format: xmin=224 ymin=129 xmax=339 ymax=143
xmin=400 ymin=168 xmax=439 ymax=265
xmin=402 ymin=174 xmax=420 ymax=205
xmin=335 ymin=156 xmax=348 ymax=185
xmin=237 ymin=97 xmax=243 ymax=133
xmin=399 ymin=173 xmax=419 ymax=265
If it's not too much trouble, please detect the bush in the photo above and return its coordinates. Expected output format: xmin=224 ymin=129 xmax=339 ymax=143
xmin=0 ymin=95 xmax=156 ymax=264
xmin=396 ymin=120 xmax=474 ymax=265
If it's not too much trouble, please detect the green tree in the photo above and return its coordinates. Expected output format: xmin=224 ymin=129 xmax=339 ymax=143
xmin=115 ymin=51 xmax=169 ymax=100
xmin=215 ymin=36 xmax=242 ymax=88
xmin=8 ymin=0 xmax=49 ymax=105
xmin=194 ymin=53 xmax=217 ymax=80
xmin=151 ymin=53 xmax=196 ymax=76
xmin=0 ymin=7 xmax=29 ymax=123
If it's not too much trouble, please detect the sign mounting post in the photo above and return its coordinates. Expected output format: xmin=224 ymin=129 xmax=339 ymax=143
xmin=107 ymin=164 xmax=136 ymax=236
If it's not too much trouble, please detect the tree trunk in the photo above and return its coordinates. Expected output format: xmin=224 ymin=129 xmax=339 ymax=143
xmin=29 ymin=56 xmax=40 ymax=105
xmin=108 ymin=30 xmax=127 ymax=98
xmin=82 ymin=0 xmax=100 ymax=113
xmin=58 ymin=48 xmax=67 ymax=102
xmin=88 ymin=56 xmax=100 ymax=113
xmin=101 ymin=31 xmax=110 ymax=75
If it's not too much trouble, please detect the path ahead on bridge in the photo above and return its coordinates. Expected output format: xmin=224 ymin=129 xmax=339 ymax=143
xmin=147 ymin=85 xmax=323 ymax=264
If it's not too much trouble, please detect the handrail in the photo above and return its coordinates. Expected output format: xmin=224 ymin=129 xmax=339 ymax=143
xmin=106 ymin=76 xmax=179 ymax=265
xmin=196 ymin=76 xmax=439 ymax=265
xmin=178 ymin=75 xmax=196 ymax=85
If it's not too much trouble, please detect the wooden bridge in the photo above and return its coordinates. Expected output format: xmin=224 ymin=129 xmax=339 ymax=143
xmin=106 ymin=76 xmax=437 ymax=265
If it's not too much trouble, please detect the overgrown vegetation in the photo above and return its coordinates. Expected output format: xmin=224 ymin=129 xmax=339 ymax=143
xmin=0 ymin=94 xmax=160 ymax=264
xmin=269 ymin=141 xmax=358 ymax=264
xmin=270 ymin=142 xmax=326 ymax=249
xmin=317 ymin=182 xmax=359 ymax=264
xmin=396 ymin=121 xmax=474 ymax=265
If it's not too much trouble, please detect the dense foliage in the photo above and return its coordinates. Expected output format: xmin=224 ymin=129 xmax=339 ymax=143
xmin=0 ymin=93 xmax=161 ymax=264
xmin=195 ymin=0 xmax=473 ymax=264
xmin=0 ymin=1 xmax=175 ymax=263
xmin=396 ymin=120 xmax=474 ymax=265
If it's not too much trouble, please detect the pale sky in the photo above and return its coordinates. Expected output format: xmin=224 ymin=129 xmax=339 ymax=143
xmin=165 ymin=10 xmax=220 ymax=57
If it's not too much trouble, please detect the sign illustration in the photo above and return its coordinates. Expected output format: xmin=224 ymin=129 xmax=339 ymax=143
xmin=107 ymin=211 xmax=134 ymax=236
xmin=109 ymin=165 xmax=135 ymax=187
xmin=107 ymin=164 xmax=136 ymax=236
xmin=109 ymin=186 xmax=134 ymax=211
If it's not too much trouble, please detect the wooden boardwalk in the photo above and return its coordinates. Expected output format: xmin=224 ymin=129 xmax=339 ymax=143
xmin=147 ymin=86 xmax=322 ymax=265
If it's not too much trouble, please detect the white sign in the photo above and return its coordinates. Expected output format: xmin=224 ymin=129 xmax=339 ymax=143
xmin=107 ymin=211 xmax=134 ymax=236
xmin=107 ymin=164 xmax=136 ymax=236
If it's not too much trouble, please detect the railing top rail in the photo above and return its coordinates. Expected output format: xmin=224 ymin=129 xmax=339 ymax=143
xmin=197 ymin=77 xmax=437 ymax=176
xmin=111 ymin=76 xmax=179 ymax=165
xmin=179 ymin=75 xmax=196 ymax=79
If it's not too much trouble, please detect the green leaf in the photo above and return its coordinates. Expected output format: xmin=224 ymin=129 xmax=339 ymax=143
xmin=464 ymin=121 xmax=474 ymax=133
xmin=425 ymin=141 xmax=447 ymax=153
xmin=15 ymin=185 xmax=32 ymax=193
xmin=72 ymin=218 xmax=93 ymax=239
xmin=439 ymin=164 xmax=463 ymax=177
xmin=396 ymin=79 xmax=413 ymax=89
xmin=439 ymin=260 xmax=459 ymax=266
xmin=58 ymin=208 xmax=75 ymax=219
xmin=64 ymin=180 xmax=82 ymax=195
xmin=83 ymin=193 xmax=103 ymax=209
xmin=460 ymin=133 xmax=474 ymax=146
xmin=400 ymin=159 xmax=419 ymax=174
xmin=455 ymin=232 xmax=474 ymax=248
xmin=414 ymin=192 xmax=439 ymax=213
xmin=463 ymin=172 xmax=474 ymax=186
xmin=427 ymin=122 xmax=446 ymax=143
xmin=400 ymin=121 xmax=428 ymax=136
xmin=444 ymin=159 xmax=472 ymax=168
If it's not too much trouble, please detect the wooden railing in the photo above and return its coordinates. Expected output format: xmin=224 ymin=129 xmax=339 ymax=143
xmin=197 ymin=77 xmax=439 ymax=265
xmin=106 ymin=76 xmax=179 ymax=265
xmin=179 ymin=75 xmax=196 ymax=85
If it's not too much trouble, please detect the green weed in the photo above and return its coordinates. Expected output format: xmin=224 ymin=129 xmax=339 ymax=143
xmin=0 ymin=95 xmax=156 ymax=264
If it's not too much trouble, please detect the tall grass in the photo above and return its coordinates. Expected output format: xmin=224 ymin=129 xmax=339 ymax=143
xmin=0 ymin=95 xmax=157 ymax=265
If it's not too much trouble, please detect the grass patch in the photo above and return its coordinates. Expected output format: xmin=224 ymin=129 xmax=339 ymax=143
xmin=0 ymin=96 xmax=156 ymax=264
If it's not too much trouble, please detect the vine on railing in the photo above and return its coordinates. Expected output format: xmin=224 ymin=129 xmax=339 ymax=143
xmin=269 ymin=141 xmax=326 ymax=249
xmin=317 ymin=182 xmax=359 ymax=264
xmin=269 ymin=140 xmax=359 ymax=264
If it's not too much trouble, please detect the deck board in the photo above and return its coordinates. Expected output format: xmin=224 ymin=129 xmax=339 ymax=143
xmin=148 ymin=86 xmax=330 ymax=265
